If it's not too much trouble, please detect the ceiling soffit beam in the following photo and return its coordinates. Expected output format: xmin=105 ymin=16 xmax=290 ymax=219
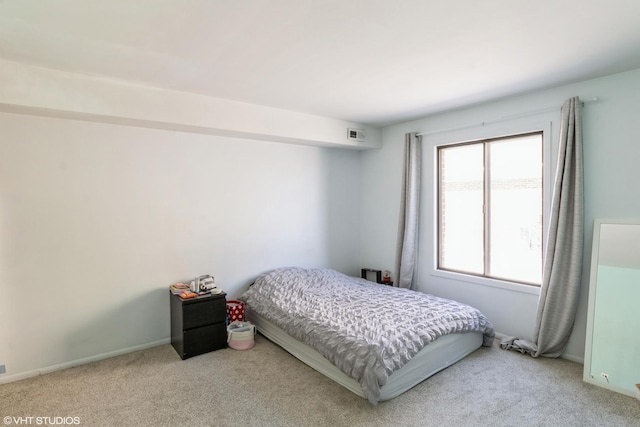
xmin=0 ymin=59 xmax=381 ymax=150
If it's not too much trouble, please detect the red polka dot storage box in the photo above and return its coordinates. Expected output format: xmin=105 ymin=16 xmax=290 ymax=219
xmin=226 ymin=300 xmax=245 ymax=323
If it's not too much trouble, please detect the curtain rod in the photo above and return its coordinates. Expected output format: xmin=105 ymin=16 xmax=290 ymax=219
xmin=416 ymin=97 xmax=598 ymax=137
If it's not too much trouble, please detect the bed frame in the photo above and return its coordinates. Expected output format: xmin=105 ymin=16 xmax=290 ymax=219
xmin=248 ymin=311 xmax=483 ymax=401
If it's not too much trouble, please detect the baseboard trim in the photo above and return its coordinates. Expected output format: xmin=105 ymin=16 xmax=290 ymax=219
xmin=560 ymin=353 xmax=584 ymax=364
xmin=0 ymin=338 xmax=170 ymax=385
xmin=494 ymin=332 xmax=509 ymax=342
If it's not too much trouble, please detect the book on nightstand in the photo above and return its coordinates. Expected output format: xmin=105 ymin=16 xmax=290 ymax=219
xmin=169 ymin=283 xmax=190 ymax=295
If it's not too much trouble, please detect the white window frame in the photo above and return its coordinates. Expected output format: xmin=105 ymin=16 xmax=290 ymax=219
xmin=423 ymin=118 xmax=555 ymax=296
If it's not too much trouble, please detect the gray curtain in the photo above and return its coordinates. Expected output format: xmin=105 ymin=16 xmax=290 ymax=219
xmin=395 ymin=132 xmax=422 ymax=290
xmin=501 ymin=97 xmax=584 ymax=357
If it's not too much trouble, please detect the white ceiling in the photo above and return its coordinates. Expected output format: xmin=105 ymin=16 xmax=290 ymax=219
xmin=2 ymin=0 xmax=640 ymax=126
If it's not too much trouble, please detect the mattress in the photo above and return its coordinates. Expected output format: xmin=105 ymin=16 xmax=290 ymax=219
xmin=239 ymin=267 xmax=494 ymax=403
xmin=248 ymin=311 xmax=483 ymax=402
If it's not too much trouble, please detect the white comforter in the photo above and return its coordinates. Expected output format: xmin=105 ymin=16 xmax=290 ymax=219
xmin=239 ymin=267 xmax=495 ymax=404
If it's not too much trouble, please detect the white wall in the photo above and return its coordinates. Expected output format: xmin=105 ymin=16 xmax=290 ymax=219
xmin=360 ymin=67 xmax=640 ymax=362
xmin=0 ymin=111 xmax=361 ymax=381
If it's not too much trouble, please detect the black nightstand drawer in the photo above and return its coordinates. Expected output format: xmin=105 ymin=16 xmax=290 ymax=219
xmin=183 ymin=297 xmax=226 ymax=329
xmin=170 ymin=291 xmax=227 ymax=360
xmin=182 ymin=322 xmax=227 ymax=358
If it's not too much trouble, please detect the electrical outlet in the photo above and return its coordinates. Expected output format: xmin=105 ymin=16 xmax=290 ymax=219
xmin=0 ymin=365 xmax=5 ymax=374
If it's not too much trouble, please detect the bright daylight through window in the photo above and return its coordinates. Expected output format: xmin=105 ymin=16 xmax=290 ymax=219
xmin=437 ymin=132 xmax=543 ymax=285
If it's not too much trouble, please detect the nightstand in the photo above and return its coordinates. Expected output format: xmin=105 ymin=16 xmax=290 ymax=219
xmin=170 ymin=292 xmax=227 ymax=359
xmin=361 ymin=268 xmax=393 ymax=286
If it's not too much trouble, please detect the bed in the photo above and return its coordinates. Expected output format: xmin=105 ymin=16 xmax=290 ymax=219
xmin=238 ymin=267 xmax=495 ymax=404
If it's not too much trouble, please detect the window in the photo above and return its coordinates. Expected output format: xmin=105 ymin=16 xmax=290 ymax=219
xmin=437 ymin=132 xmax=543 ymax=285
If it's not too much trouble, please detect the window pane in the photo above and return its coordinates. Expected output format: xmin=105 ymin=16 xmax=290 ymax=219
xmin=488 ymin=134 xmax=542 ymax=284
xmin=439 ymin=144 xmax=484 ymax=274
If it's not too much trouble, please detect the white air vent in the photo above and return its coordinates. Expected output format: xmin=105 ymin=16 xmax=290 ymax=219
xmin=347 ymin=128 xmax=366 ymax=142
